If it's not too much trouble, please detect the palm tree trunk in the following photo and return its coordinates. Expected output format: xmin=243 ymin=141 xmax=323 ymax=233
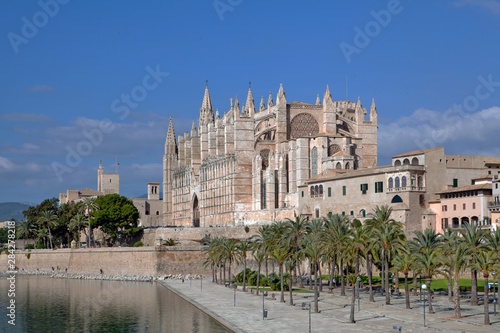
xmin=405 ymin=273 xmax=410 ymax=309
xmin=297 ymin=261 xmax=304 ymax=288
xmin=228 ymin=259 xmax=232 ymax=283
xmin=395 ymin=271 xmax=399 ymax=293
xmin=256 ymin=264 xmax=261 ymax=296
xmin=223 ymin=261 xmax=226 ymax=285
xmin=368 ymin=254 xmax=374 ymax=302
xmin=385 ymin=253 xmax=390 ymax=305
xmin=289 ymin=272 xmax=294 ymax=306
xmin=265 ymin=259 xmax=269 ymax=278
xmin=341 ymin=258 xmax=346 ymax=296
xmin=48 ymin=226 xmax=53 ymax=250
xmin=454 ymin=275 xmax=461 ymax=318
xmin=350 ymin=280 xmax=356 ymax=323
xmin=381 ymin=254 xmax=385 ymax=293
xmin=471 ymin=270 xmax=478 ymax=306
xmin=242 ymin=257 xmax=247 ymax=291
xmin=328 ymin=261 xmax=333 ymax=291
xmin=412 ymin=274 xmax=418 ymax=296
xmin=280 ymin=264 xmax=285 ymax=303
xmin=318 ymin=262 xmax=323 ymax=292
xmin=309 ymin=260 xmax=313 ymax=290
xmin=448 ymin=274 xmax=453 ymax=302
xmin=219 ymin=264 xmax=223 ymax=284
xmin=427 ymin=278 xmax=434 ymax=313
xmin=484 ymin=275 xmax=490 ymax=325
xmin=313 ymin=260 xmax=319 ymax=313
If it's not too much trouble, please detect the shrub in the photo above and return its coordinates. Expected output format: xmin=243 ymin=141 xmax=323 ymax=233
xmin=235 ymin=268 xmax=253 ymax=283
xmin=248 ymin=271 xmax=267 ymax=286
xmin=25 ymin=244 xmax=35 ymax=250
xmin=269 ymin=272 xmax=289 ymax=291
xmin=163 ymin=238 xmax=178 ymax=246
xmin=133 ymin=241 xmax=143 ymax=247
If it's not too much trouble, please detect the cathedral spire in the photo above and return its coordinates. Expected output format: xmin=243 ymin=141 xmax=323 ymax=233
xmin=323 ymin=84 xmax=333 ymax=108
xmin=315 ymin=94 xmax=321 ymax=106
xmin=260 ymin=96 xmax=265 ymax=111
xmin=276 ymin=84 xmax=286 ymax=107
xmin=191 ymin=120 xmax=197 ymax=137
xmin=244 ymin=87 xmax=255 ymax=116
xmin=234 ymin=96 xmax=240 ymax=119
xmin=268 ymin=91 xmax=274 ymax=108
xmin=165 ymin=117 xmax=177 ymax=155
xmin=370 ymin=98 xmax=378 ymax=121
xmin=200 ymin=85 xmax=214 ymax=125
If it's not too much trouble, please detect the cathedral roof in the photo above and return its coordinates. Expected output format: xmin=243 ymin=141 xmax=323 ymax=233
xmin=436 ymin=183 xmax=492 ymax=195
xmin=393 ymin=147 xmax=443 ymax=158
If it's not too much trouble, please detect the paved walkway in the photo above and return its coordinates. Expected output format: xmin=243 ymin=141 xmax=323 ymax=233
xmin=160 ymin=279 xmax=500 ymax=332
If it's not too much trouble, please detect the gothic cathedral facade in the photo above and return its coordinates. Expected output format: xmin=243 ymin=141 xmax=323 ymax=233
xmin=163 ymin=84 xmax=378 ymax=227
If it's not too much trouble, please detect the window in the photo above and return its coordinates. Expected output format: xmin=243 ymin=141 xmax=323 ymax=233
xmin=489 ymin=170 xmax=492 ymax=175
xmin=463 ymin=203 xmax=466 ymax=210
xmin=402 ymin=176 xmax=407 ymax=187
xmin=391 ymin=195 xmax=403 ymax=203
xmin=342 ymin=211 xmax=345 ymax=216
xmin=395 ymin=177 xmax=400 ymax=188
xmin=310 ymin=186 xmax=314 ymax=196
xmin=418 ymin=176 xmax=423 ymax=188
xmin=375 ymin=181 xmax=383 ymax=193
xmin=311 ymin=147 xmax=318 ymax=178
xmin=319 ymin=185 xmax=323 ymax=195
xmin=315 ymin=185 xmax=319 ymax=195
xmin=328 ymin=187 xmax=331 ymax=197
xmin=442 ymin=205 xmax=447 ymax=212
xmin=315 ymin=209 xmax=320 ymax=218
xmin=472 ymin=202 xmax=476 ymax=209
xmin=453 ymin=204 xmax=456 ymax=211
xmin=388 ymin=178 xmax=393 ymax=188
xmin=301 ymin=191 xmax=304 ymax=197
xmin=471 ymin=180 xmax=475 ymax=185
xmin=360 ymin=183 xmax=368 ymax=194
xmin=453 ymin=179 xmax=458 ymax=187
xmin=362 ymin=210 xmax=366 ymax=217
xmin=350 ymin=210 xmax=354 ymax=215
xmin=342 ymin=185 xmax=346 ymax=196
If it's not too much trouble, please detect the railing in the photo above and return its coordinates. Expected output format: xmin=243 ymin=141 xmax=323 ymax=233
xmin=387 ymin=186 xmax=425 ymax=192
xmin=488 ymin=200 xmax=500 ymax=208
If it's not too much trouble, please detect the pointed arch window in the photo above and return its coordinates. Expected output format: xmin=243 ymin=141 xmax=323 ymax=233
xmin=395 ymin=177 xmax=400 ymax=188
xmin=388 ymin=177 xmax=393 ymax=188
xmin=402 ymin=176 xmax=407 ymax=188
xmin=311 ymin=147 xmax=318 ymax=178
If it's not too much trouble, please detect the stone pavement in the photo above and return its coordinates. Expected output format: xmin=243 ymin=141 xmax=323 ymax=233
xmin=160 ymin=279 xmax=500 ymax=333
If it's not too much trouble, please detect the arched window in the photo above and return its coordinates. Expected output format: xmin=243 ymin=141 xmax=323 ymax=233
xmin=411 ymin=176 xmax=416 ymax=186
xmin=403 ymin=159 xmax=410 ymax=165
xmin=345 ymin=162 xmax=350 ymax=170
xmin=402 ymin=176 xmax=407 ymax=187
xmin=310 ymin=186 xmax=314 ymax=195
xmin=388 ymin=177 xmax=393 ymax=188
xmin=418 ymin=176 xmax=423 ymax=188
xmin=311 ymin=147 xmax=318 ymax=178
xmin=391 ymin=195 xmax=403 ymax=203
xmin=394 ymin=160 xmax=401 ymax=166
xmin=314 ymin=185 xmax=319 ymax=195
xmin=336 ymin=162 xmax=342 ymax=169
xmin=411 ymin=157 xmax=419 ymax=165
xmin=319 ymin=185 xmax=323 ymax=195
xmin=395 ymin=177 xmax=400 ymax=188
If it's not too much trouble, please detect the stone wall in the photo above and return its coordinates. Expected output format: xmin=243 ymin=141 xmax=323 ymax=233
xmin=1 ymin=246 xmax=214 ymax=276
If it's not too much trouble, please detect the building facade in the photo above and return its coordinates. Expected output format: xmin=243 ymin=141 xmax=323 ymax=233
xmin=163 ymin=84 xmax=378 ymax=227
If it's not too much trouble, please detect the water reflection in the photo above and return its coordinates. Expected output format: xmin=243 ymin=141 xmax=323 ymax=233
xmin=0 ymin=275 xmax=231 ymax=333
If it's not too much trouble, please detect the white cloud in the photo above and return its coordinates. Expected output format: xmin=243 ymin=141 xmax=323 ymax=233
xmin=378 ymin=106 xmax=500 ymax=164
xmin=0 ymin=156 xmax=14 ymax=170
xmin=0 ymin=112 xmax=56 ymax=124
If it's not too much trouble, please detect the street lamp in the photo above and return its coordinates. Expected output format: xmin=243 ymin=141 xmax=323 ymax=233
xmin=422 ymin=284 xmax=427 ymax=327
xmin=233 ymin=283 xmax=237 ymax=307
xmin=393 ymin=325 xmax=402 ymax=333
xmin=262 ymin=292 xmax=268 ymax=320
xmin=301 ymin=302 xmax=311 ymax=333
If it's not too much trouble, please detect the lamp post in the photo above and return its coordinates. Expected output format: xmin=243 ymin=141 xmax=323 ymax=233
xmin=422 ymin=284 xmax=427 ymax=327
xmin=201 ymin=276 xmax=203 ymax=292
xmin=233 ymin=284 xmax=237 ymax=307
xmin=419 ymin=276 xmax=422 ymax=301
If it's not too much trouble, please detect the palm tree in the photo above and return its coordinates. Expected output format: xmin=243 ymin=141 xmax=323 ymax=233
xmin=441 ymin=229 xmax=459 ymax=302
xmin=69 ymin=214 xmax=86 ymax=247
xmin=306 ymin=219 xmax=324 ymax=291
xmin=252 ymin=249 xmax=266 ymax=296
xmin=283 ymin=214 xmax=308 ymax=287
xmin=372 ymin=221 xmax=406 ymax=305
xmin=37 ymin=228 xmax=48 ymax=249
xmin=285 ymin=258 xmax=296 ymax=306
xmin=303 ymin=236 xmax=323 ymax=313
xmin=486 ymin=228 xmax=500 ymax=291
xmin=270 ymin=245 xmax=290 ymax=303
xmin=448 ymin=243 xmax=471 ymax=318
xmin=80 ymin=197 xmax=99 ymax=248
xmin=392 ymin=250 xmax=413 ymax=309
xmin=460 ymin=223 xmax=487 ymax=306
xmin=415 ymin=248 xmax=443 ymax=313
xmin=236 ymin=239 xmax=251 ymax=291
xmin=347 ymin=273 xmax=358 ymax=323
xmin=16 ymin=219 xmax=36 ymax=249
xmin=221 ymin=238 xmax=238 ymax=284
xmin=471 ymin=250 xmax=499 ymax=325
xmin=37 ymin=210 xmax=59 ymax=249
xmin=365 ymin=205 xmax=396 ymax=294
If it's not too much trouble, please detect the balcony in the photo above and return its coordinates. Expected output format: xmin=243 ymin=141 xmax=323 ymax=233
xmin=387 ymin=186 xmax=425 ymax=193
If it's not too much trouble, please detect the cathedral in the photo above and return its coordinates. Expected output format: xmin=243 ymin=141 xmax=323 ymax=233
xmin=162 ymin=84 xmax=378 ymax=227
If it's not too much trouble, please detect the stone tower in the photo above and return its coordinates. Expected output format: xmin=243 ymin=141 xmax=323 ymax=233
xmin=163 ymin=117 xmax=177 ymax=225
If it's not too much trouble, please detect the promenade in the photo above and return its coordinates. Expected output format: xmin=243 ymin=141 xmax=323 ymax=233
xmin=161 ymin=279 xmax=500 ymax=333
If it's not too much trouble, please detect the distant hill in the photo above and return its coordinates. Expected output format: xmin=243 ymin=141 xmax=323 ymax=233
xmin=0 ymin=202 xmax=32 ymax=221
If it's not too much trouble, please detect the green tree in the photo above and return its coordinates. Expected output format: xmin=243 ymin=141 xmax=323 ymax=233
xmin=471 ymin=250 xmax=499 ymax=325
xmin=283 ymin=214 xmax=308 ymax=287
xmin=69 ymin=214 xmax=87 ymax=247
xmin=236 ymin=239 xmax=251 ymax=291
xmin=447 ymin=243 xmax=471 ymax=318
xmin=37 ymin=210 xmax=59 ymax=249
xmin=93 ymin=194 xmax=141 ymax=244
xmin=22 ymin=198 xmax=59 ymax=224
xmin=270 ymin=245 xmax=290 ymax=303
xmin=392 ymin=249 xmax=413 ymax=309
xmin=460 ymin=223 xmax=487 ymax=306
xmin=80 ymin=197 xmax=99 ymax=247
xmin=302 ymin=236 xmax=323 ymax=312
xmin=16 ymin=219 xmax=36 ymax=248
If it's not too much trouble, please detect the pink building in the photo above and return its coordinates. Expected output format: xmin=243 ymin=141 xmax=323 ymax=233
xmin=432 ymin=182 xmax=492 ymax=234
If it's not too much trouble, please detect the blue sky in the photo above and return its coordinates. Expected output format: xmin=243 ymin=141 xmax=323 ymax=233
xmin=1 ymin=0 xmax=500 ymax=204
